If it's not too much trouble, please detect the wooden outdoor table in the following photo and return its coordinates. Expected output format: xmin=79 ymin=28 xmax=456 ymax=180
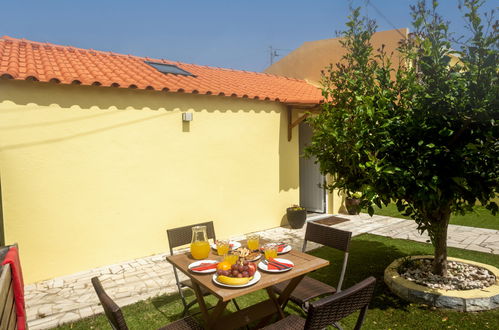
xmin=166 ymin=240 xmax=329 ymax=329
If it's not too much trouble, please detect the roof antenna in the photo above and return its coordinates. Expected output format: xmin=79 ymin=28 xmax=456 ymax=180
xmin=269 ymin=46 xmax=290 ymax=65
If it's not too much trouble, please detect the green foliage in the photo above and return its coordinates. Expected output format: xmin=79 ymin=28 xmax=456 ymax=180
xmin=307 ymin=0 xmax=497 ymax=274
xmin=307 ymin=1 xmax=497 ymax=239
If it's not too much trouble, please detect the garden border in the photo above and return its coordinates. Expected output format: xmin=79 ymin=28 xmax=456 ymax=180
xmin=384 ymin=255 xmax=499 ymax=311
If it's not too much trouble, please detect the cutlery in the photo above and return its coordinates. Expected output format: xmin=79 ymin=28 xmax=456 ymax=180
xmin=263 ymin=259 xmax=290 ymax=270
xmin=269 ymin=258 xmax=293 ymax=268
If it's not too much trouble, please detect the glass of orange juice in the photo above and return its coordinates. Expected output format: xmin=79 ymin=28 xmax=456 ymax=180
xmin=224 ymin=253 xmax=239 ymax=265
xmin=216 ymin=240 xmax=230 ymax=256
xmin=247 ymin=234 xmax=260 ymax=251
xmin=190 ymin=225 xmax=210 ymax=259
xmin=190 ymin=241 xmax=210 ymax=259
xmin=263 ymin=243 xmax=278 ymax=260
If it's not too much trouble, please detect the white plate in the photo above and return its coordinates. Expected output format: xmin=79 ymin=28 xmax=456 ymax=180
xmin=246 ymin=253 xmax=261 ymax=262
xmin=212 ymin=271 xmax=261 ymax=288
xmin=260 ymin=243 xmax=292 ymax=255
xmin=188 ymin=260 xmax=218 ymax=274
xmin=258 ymin=258 xmax=294 ymax=273
xmin=278 ymin=244 xmax=292 ymax=254
xmin=210 ymin=241 xmax=242 ymax=251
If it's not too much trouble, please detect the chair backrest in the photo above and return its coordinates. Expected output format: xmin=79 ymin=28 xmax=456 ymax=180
xmin=166 ymin=221 xmax=216 ymax=254
xmin=303 ymin=221 xmax=352 ymax=252
xmin=91 ymin=277 xmax=129 ymax=330
xmin=0 ymin=263 xmax=16 ymax=330
xmin=0 ymin=244 xmax=24 ymax=330
xmin=304 ymin=276 xmax=376 ymax=330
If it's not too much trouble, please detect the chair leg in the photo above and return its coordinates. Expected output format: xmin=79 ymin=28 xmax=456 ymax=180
xmin=354 ymin=305 xmax=369 ymax=330
xmin=232 ymin=298 xmax=241 ymax=311
xmin=332 ymin=322 xmax=344 ymax=330
xmin=181 ymin=298 xmax=199 ymax=317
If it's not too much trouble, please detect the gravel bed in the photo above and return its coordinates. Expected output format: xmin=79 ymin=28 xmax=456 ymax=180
xmin=399 ymin=258 xmax=496 ymax=290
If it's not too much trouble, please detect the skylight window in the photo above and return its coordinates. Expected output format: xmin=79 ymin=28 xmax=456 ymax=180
xmin=145 ymin=61 xmax=194 ymax=76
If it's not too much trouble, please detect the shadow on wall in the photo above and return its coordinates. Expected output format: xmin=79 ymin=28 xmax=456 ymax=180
xmin=0 ymin=79 xmax=299 ymax=192
xmin=279 ymin=110 xmax=299 ymax=192
xmin=338 ymin=195 xmax=348 ymax=214
xmin=0 ymin=79 xmax=280 ymax=113
xmin=0 ymin=79 xmax=279 ymax=151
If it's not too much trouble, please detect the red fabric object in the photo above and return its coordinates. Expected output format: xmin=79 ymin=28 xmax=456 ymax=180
xmin=274 ymin=243 xmax=288 ymax=252
xmin=268 ymin=259 xmax=294 ymax=270
xmin=260 ymin=243 xmax=287 ymax=253
xmin=2 ymin=246 xmax=26 ymax=330
xmin=191 ymin=263 xmax=218 ymax=271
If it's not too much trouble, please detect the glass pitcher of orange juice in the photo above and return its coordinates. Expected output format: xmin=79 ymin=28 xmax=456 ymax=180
xmin=190 ymin=225 xmax=210 ymax=259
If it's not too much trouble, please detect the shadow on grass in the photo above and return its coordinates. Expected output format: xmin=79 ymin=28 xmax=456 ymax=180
xmin=306 ymin=237 xmax=428 ymax=311
xmin=150 ymin=292 xmax=185 ymax=318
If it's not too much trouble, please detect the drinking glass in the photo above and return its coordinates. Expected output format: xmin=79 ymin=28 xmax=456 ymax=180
xmin=224 ymin=253 xmax=239 ymax=265
xmin=247 ymin=234 xmax=260 ymax=251
xmin=216 ymin=240 xmax=230 ymax=256
xmin=263 ymin=243 xmax=278 ymax=260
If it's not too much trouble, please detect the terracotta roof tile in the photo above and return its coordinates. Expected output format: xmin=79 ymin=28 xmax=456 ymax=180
xmin=0 ymin=36 xmax=322 ymax=105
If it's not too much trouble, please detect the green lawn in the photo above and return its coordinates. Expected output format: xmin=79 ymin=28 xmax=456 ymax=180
xmin=369 ymin=204 xmax=499 ymax=230
xmin=57 ymin=234 xmax=499 ymax=330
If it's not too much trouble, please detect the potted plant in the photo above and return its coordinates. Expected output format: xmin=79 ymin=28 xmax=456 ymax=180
xmin=286 ymin=205 xmax=307 ymax=229
xmin=345 ymin=192 xmax=361 ymax=215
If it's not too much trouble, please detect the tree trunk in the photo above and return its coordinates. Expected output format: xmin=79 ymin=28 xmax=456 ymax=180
xmin=430 ymin=207 xmax=451 ymax=276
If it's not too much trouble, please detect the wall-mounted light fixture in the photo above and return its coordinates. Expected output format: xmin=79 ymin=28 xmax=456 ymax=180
xmin=182 ymin=113 xmax=193 ymax=122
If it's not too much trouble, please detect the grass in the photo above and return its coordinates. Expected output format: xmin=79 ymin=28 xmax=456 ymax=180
xmin=57 ymin=234 xmax=499 ymax=330
xmin=369 ymin=204 xmax=499 ymax=230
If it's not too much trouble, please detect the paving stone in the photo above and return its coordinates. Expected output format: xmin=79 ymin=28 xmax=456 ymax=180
xmin=466 ymin=244 xmax=493 ymax=253
xmin=78 ymin=306 xmax=94 ymax=319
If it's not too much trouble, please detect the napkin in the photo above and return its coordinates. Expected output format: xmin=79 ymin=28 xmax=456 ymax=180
xmin=261 ymin=243 xmax=288 ymax=253
xmin=268 ymin=259 xmax=294 ymax=270
xmin=277 ymin=243 xmax=287 ymax=252
xmin=191 ymin=262 xmax=218 ymax=271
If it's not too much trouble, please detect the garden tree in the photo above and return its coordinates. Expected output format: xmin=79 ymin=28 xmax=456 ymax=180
xmin=307 ymin=0 xmax=498 ymax=276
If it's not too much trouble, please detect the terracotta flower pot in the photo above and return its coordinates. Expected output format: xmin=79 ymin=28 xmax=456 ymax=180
xmin=286 ymin=208 xmax=307 ymax=229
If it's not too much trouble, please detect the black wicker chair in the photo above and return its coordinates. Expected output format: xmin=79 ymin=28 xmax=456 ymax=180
xmin=273 ymin=221 xmax=352 ymax=309
xmin=262 ymin=276 xmax=376 ymax=330
xmin=91 ymin=277 xmax=202 ymax=330
xmin=166 ymin=221 xmax=240 ymax=315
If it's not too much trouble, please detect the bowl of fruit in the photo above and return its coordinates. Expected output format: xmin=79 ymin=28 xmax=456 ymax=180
xmin=214 ymin=258 xmax=259 ymax=287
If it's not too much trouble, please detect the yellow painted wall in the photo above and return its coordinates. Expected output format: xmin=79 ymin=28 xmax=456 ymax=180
xmin=0 ymin=80 xmax=300 ymax=283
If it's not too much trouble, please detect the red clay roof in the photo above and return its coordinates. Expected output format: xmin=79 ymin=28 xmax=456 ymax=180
xmin=0 ymin=36 xmax=322 ymax=105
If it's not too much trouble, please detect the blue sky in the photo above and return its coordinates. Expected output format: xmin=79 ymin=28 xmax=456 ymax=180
xmin=1 ymin=0 xmax=495 ymax=72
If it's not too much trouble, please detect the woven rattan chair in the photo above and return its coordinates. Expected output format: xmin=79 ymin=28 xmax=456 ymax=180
xmin=166 ymin=221 xmax=240 ymax=315
xmin=91 ymin=277 xmax=202 ymax=330
xmin=262 ymin=276 xmax=376 ymax=330
xmin=273 ymin=221 xmax=352 ymax=309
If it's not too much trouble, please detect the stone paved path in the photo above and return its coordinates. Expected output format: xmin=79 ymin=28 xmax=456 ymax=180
xmin=25 ymin=213 xmax=499 ymax=329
